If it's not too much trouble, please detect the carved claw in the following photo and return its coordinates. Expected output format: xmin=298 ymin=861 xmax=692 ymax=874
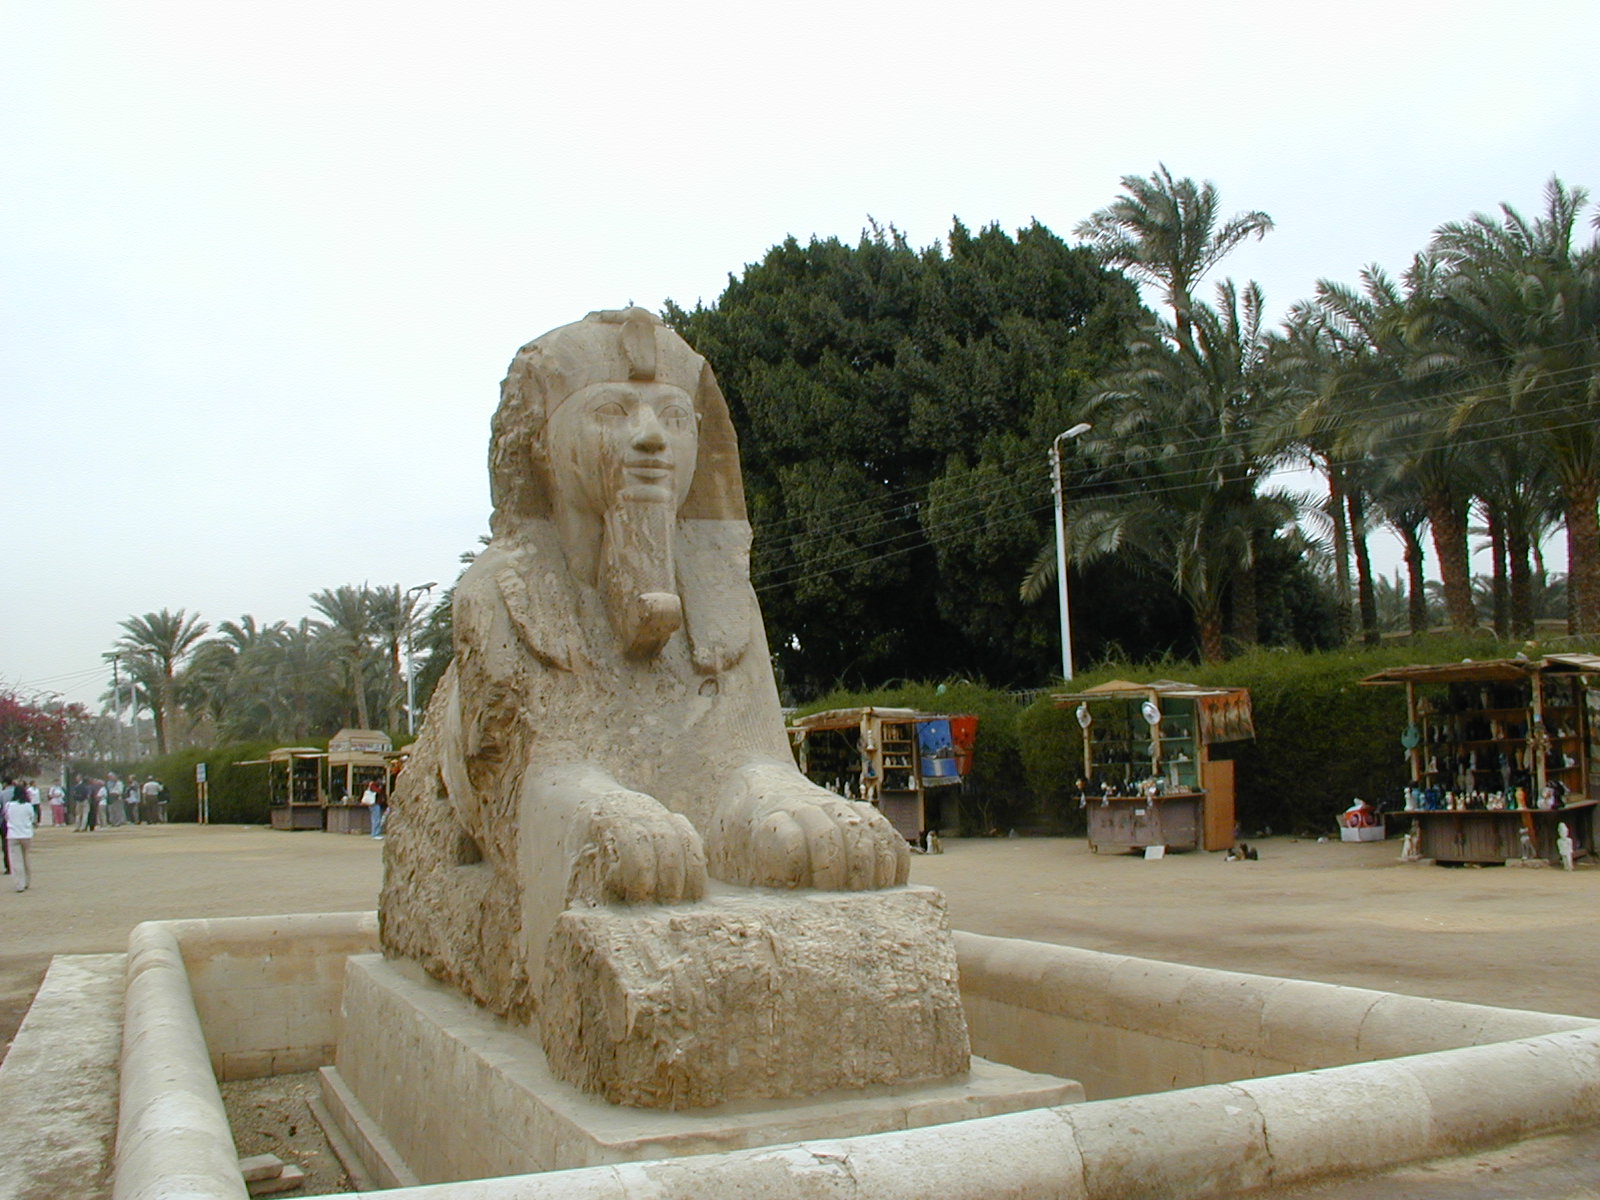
xmin=713 ymin=764 xmax=910 ymax=890
xmin=568 ymin=789 xmax=707 ymax=906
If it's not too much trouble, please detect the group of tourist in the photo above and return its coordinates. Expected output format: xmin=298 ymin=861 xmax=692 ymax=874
xmin=0 ymin=773 xmax=173 ymax=893
xmin=67 ymin=773 xmax=168 ymax=830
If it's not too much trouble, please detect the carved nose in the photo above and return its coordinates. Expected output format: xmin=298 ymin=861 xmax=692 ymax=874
xmin=631 ymin=410 xmax=666 ymax=452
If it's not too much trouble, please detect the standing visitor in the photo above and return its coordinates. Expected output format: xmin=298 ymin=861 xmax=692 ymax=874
xmin=141 ymin=777 xmax=161 ymax=825
xmin=106 ymin=774 xmax=125 ymax=826
xmin=48 ymin=784 xmax=65 ymax=826
xmin=4 ymin=786 xmax=34 ymax=891
xmin=362 ymin=780 xmax=386 ymax=838
xmin=73 ymin=778 xmax=95 ymax=830
xmin=0 ymin=780 xmax=13 ymax=874
xmin=77 ymin=774 xmax=98 ymax=832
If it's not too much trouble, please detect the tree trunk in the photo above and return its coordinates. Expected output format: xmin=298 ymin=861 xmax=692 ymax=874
xmin=1565 ymin=474 xmax=1600 ymax=635
xmin=1228 ymin=541 xmax=1260 ymax=650
xmin=1327 ymin=467 xmax=1353 ymax=642
xmin=1197 ymin=605 xmax=1226 ymax=664
xmin=1486 ymin=508 xmax=1508 ymax=638
xmin=351 ymin=657 xmax=371 ymax=729
xmin=1507 ymin=515 xmax=1535 ymax=640
xmin=1401 ymin=522 xmax=1429 ymax=635
xmin=1347 ymin=491 xmax=1380 ymax=646
xmin=1425 ymin=486 xmax=1477 ymax=633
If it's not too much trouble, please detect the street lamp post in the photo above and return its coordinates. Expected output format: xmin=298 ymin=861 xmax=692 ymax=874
xmin=404 ymin=582 xmax=438 ymax=735
xmin=1051 ymin=423 xmax=1092 ymax=681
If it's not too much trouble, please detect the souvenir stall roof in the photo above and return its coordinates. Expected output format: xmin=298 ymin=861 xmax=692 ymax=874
xmin=236 ymin=746 xmax=323 ymax=765
xmin=1361 ymin=654 xmax=1600 ymax=687
xmin=329 ymin=728 xmax=394 ymax=755
xmin=789 ymin=706 xmax=923 ymax=732
xmin=1051 ymin=678 xmax=1249 ymax=704
xmin=1051 ymin=678 xmax=1256 ymax=745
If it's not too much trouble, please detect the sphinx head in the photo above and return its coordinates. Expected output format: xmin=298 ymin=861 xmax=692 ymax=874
xmin=489 ymin=307 xmax=744 ymax=535
xmin=488 ymin=309 xmax=746 ymax=657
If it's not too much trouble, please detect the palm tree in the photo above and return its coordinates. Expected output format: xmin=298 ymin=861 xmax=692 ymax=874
xmin=184 ymin=616 xmax=292 ymax=742
xmin=1430 ymin=177 xmax=1600 ymax=633
xmin=367 ymin=584 xmax=435 ymax=733
xmin=115 ymin=608 xmax=209 ymax=754
xmin=1074 ymin=164 xmax=1274 ymax=357
xmin=1068 ymin=281 xmax=1304 ymax=662
xmin=310 ymin=586 xmax=376 ymax=730
xmin=1289 ymin=259 xmax=1481 ymax=633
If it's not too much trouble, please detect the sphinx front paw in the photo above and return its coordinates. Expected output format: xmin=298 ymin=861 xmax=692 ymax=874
xmin=712 ymin=769 xmax=910 ymax=890
xmin=568 ymin=790 xmax=707 ymax=906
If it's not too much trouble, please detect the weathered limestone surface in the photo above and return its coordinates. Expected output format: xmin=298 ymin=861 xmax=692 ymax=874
xmin=542 ymin=886 xmax=969 ymax=1108
xmin=332 ymin=951 xmax=1072 ymax=1184
xmin=378 ymin=308 xmax=961 ymax=1107
xmin=0 ymin=954 xmax=123 ymax=1200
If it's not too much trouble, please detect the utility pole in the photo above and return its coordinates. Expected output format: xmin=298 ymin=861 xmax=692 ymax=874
xmin=1051 ymin=423 xmax=1092 ymax=680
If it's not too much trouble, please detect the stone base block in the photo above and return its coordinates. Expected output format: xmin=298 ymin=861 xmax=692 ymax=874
xmin=333 ymin=952 xmax=1083 ymax=1185
xmin=542 ymin=884 xmax=971 ymax=1107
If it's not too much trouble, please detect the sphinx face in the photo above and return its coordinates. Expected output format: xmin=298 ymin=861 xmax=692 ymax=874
xmin=545 ymin=381 xmax=699 ymax=518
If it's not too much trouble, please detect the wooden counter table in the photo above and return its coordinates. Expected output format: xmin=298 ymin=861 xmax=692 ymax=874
xmin=1086 ymin=791 xmax=1203 ymax=854
xmin=1390 ymin=800 xmax=1596 ymax=865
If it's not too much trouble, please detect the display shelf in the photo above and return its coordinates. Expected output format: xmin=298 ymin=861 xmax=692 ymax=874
xmin=1364 ymin=656 xmax=1600 ymax=864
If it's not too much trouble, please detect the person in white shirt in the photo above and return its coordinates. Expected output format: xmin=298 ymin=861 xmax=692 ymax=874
xmin=4 ymin=784 xmax=36 ymax=891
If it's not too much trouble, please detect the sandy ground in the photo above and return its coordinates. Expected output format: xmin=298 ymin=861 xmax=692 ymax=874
xmin=3 ymin=822 xmax=1598 ymax=1194
xmin=7 ymin=822 xmax=1599 ymax=1033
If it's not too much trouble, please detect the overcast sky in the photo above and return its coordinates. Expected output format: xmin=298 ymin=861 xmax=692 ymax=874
xmin=4 ymin=0 xmax=1596 ymax=709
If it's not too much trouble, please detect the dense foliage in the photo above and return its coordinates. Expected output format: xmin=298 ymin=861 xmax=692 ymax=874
xmin=0 ymin=691 xmax=86 ymax=779
xmin=665 ymin=220 xmax=1149 ymax=697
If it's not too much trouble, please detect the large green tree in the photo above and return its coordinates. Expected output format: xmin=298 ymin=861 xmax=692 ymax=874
xmin=666 ymin=219 xmax=1143 ymax=696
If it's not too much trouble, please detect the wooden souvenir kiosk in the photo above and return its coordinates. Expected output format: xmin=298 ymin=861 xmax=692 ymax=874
xmin=788 ymin=707 xmax=977 ymax=841
xmin=263 ymin=746 xmax=327 ymax=830
xmin=323 ymin=728 xmax=394 ymax=835
xmin=1053 ymin=679 xmax=1254 ymax=853
xmin=1361 ymin=655 xmax=1600 ymax=865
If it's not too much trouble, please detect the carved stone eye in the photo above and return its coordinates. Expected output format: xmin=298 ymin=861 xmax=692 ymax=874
xmin=660 ymin=404 xmax=692 ymax=430
xmin=594 ymin=400 xmax=628 ymax=419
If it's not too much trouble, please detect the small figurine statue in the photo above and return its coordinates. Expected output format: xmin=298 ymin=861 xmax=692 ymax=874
xmin=1557 ymin=822 xmax=1576 ymax=872
xmin=1399 ymin=824 xmax=1421 ymax=862
xmin=1518 ymin=828 xmax=1535 ymax=860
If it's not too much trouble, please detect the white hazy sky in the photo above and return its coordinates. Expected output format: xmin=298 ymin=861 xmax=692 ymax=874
xmin=4 ymin=0 xmax=1596 ymax=709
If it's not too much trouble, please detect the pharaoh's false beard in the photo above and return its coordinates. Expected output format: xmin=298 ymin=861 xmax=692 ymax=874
xmin=598 ymin=497 xmax=683 ymax=657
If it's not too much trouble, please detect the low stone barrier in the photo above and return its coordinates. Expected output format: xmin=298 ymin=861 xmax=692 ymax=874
xmin=103 ymin=912 xmax=1600 ymax=1200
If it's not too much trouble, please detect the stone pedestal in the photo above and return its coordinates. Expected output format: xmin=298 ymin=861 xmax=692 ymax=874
xmin=328 ymin=951 xmax=1083 ymax=1186
xmin=541 ymin=884 xmax=969 ymax=1108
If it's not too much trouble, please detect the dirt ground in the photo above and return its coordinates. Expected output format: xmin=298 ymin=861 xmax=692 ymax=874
xmin=6 ymin=821 xmax=1600 ymax=1042
xmin=4 ymin=822 xmax=1599 ymax=1194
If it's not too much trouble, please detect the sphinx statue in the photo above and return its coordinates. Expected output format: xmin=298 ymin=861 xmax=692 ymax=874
xmin=380 ymin=309 xmax=964 ymax=1108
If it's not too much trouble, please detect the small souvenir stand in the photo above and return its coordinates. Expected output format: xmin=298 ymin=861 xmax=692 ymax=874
xmin=788 ymin=707 xmax=978 ymax=841
xmin=264 ymin=746 xmax=327 ymax=830
xmin=1053 ymin=679 xmax=1254 ymax=854
xmin=1361 ymin=655 xmax=1600 ymax=865
xmin=323 ymin=728 xmax=394 ymax=835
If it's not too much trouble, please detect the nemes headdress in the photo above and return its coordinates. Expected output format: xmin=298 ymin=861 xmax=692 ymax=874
xmin=489 ymin=308 xmax=745 ymax=534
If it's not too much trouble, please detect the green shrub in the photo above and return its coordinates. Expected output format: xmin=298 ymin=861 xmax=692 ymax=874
xmin=136 ymin=739 xmax=316 ymax=824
